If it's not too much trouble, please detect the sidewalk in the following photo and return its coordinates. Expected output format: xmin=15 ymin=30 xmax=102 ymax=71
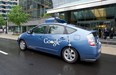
xmin=0 ymin=33 xmax=18 ymax=40
xmin=99 ymin=37 xmax=116 ymax=45
xmin=0 ymin=33 xmax=116 ymax=45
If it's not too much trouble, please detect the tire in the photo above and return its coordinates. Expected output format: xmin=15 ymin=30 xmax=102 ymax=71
xmin=62 ymin=47 xmax=78 ymax=63
xmin=19 ymin=40 xmax=27 ymax=51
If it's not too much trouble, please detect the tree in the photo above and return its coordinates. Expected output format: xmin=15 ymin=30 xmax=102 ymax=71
xmin=43 ymin=13 xmax=52 ymax=18
xmin=0 ymin=14 xmax=5 ymax=26
xmin=7 ymin=5 xmax=29 ymax=33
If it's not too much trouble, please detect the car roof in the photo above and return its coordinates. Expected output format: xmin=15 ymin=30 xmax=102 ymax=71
xmin=39 ymin=23 xmax=78 ymax=29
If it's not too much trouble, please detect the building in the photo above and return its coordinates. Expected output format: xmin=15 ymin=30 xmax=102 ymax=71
xmin=0 ymin=0 xmax=19 ymax=33
xmin=47 ymin=0 xmax=116 ymax=31
xmin=0 ymin=0 xmax=19 ymax=19
xmin=19 ymin=0 xmax=52 ymax=19
xmin=8 ymin=0 xmax=53 ymax=33
xmin=9 ymin=0 xmax=52 ymax=33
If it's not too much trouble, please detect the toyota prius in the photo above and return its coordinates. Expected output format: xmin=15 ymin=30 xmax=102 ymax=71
xmin=17 ymin=23 xmax=101 ymax=63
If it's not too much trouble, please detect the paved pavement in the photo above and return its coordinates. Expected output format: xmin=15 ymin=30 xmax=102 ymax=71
xmin=0 ymin=33 xmax=18 ymax=40
xmin=100 ymin=37 xmax=116 ymax=45
xmin=102 ymin=44 xmax=116 ymax=55
xmin=0 ymin=33 xmax=116 ymax=45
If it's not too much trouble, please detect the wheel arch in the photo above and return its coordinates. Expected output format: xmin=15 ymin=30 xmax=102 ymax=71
xmin=60 ymin=46 xmax=80 ymax=60
xmin=18 ymin=39 xmax=28 ymax=50
xmin=19 ymin=39 xmax=28 ymax=46
xmin=18 ymin=39 xmax=24 ymax=44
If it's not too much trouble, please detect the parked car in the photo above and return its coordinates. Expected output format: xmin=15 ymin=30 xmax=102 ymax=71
xmin=17 ymin=23 xmax=101 ymax=63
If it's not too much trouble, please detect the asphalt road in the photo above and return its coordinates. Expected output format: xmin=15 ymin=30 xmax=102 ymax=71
xmin=0 ymin=38 xmax=116 ymax=75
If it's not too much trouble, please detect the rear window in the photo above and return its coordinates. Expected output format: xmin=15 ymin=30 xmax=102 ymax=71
xmin=92 ymin=31 xmax=98 ymax=37
xmin=66 ymin=27 xmax=76 ymax=34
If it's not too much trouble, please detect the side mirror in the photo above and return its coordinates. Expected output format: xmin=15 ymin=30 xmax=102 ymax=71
xmin=27 ymin=30 xmax=33 ymax=34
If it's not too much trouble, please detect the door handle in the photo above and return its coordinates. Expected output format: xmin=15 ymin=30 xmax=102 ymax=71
xmin=60 ymin=37 xmax=65 ymax=40
xmin=39 ymin=36 xmax=43 ymax=39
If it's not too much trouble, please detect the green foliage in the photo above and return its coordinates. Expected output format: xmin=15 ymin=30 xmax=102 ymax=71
xmin=59 ymin=15 xmax=65 ymax=20
xmin=43 ymin=13 xmax=52 ymax=18
xmin=0 ymin=14 xmax=5 ymax=26
xmin=8 ymin=5 xmax=29 ymax=26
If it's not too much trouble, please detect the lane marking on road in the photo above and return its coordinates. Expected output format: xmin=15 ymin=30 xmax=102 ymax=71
xmin=0 ymin=50 xmax=8 ymax=55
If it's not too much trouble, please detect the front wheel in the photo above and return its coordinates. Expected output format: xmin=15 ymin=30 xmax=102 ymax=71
xmin=19 ymin=40 xmax=27 ymax=51
xmin=62 ymin=47 xmax=79 ymax=63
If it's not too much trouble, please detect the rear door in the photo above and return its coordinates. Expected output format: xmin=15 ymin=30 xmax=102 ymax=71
xmin=41 ymin=24 xmax=68 ymax=54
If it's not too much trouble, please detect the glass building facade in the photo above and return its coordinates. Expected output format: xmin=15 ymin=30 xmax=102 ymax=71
xmin=73 ymin=5 xmax=116 ymax=30
xmin=9 ymin=0 xmax=53 ymax=33
xmin=51 ymin=0 xmax=116 ymax=30
xmin=19 ymin=0 xmax=52 ymax=19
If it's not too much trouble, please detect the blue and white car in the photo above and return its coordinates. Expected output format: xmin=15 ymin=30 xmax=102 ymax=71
xmin=17 ymin=20 xmax=101 ymax=63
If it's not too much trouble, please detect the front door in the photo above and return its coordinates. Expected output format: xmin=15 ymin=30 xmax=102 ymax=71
xmin=26 ymin=25 xmax=48 ymax=50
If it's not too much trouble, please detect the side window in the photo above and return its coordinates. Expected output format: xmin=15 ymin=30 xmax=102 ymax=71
xmin=66 ymin=27 xmax=76 ymax=34
xmin=49 ymin=25 xmax=65 ymax=34
xmin=32 ymin=25 xmax=47 ymax=34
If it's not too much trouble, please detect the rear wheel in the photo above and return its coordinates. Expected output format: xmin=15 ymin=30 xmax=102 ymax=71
xmin=62 ymin=47 xmax=78 ymax=63
xmin=19 ymin=40 xmax=27 ymax=51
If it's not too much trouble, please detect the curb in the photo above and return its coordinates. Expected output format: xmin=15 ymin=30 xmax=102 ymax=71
xmin=100 ymin=38 xmax=116 ymax=45
xmin=101 ymin=41 xmax=116 ymax=45
xmin=0 ymin=34 xmax=18 ymax=40
xmin=0 ymin=37 xmax=17 ymax=40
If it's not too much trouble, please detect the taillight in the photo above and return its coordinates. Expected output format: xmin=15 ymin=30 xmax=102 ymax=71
xmin=87 ymin=34 xmax=96 ymax=46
